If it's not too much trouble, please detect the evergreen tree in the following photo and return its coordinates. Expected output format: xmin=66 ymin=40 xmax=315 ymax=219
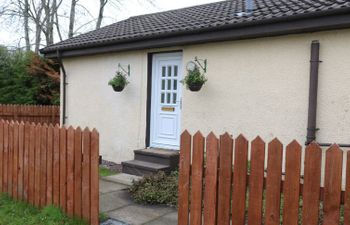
xmin=0 ymin=46 xmax=60 ymax=105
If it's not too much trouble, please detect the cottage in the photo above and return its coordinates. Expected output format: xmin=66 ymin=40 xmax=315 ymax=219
xmin=41 ymin=0 xmax=350 ymax=175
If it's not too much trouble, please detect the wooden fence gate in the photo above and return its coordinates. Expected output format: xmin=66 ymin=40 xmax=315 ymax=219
xmin=178 ymin=131 xmax=350 ymax=225
xmin=0 ymin=120 xmax=99 ymax=225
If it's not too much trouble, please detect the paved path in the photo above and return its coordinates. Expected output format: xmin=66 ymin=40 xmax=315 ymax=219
xmin=100 ymin=179 xmax=178 ymax=225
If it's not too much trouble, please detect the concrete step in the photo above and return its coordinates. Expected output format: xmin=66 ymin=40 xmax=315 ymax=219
xmin=134 ymin=148 xmax=179 ymax=168
xmin=122 ymin=160 xmax=171 ymax=176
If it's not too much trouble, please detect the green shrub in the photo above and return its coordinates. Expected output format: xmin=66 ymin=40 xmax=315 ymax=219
xmin=129 ymin=171 xmax=178 ymax=207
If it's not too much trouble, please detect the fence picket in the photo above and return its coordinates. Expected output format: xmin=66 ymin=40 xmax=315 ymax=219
xmin=18 ymin=122 xmax=24 ymax=200
xmin=178 ymin=131 xmax=191 ymax=225
xmin=231 ymin=134 xmax=248 ymax=225
xmin=34 ymin=124 xmax=41 ymax=207
xmin=46 ymin=124 xmax=54 ymax=205
xmin=8 ymin=122 xmax=14 ymax=196
xmin=247 ymin=136 xmax=265 ymax=225
xmin=74 ymin=127 xmax=82 ymax=217
xmin=40 ymin=124 xmax=48 ymax=207
xmin=66 ymin=126 xmax=75 ymax=216
xmin=203 ymin=133 xmax=219 ymax=225
xmin=53 ymin=125 xmax=60 ymax=207
xmin=23 ymin=123 xmax=30 ymax=201
xmin=190 ymin=132 xmax=205 ymax=225
xmin=28 ymin=123 xmax=35 ymax=205
xmin=217 ymin=133 xmax=233 ymax=225
xmin=302 ymin=142 xmax=322 ymax=225
xmin=82 ymin=128 xmax=91 ymax=222
xmin=265 ymin=138 xmax=283 ymax=225
xmin=0 ymin=121 xmax=3 ymax=193
xmin=323 ymin=145 xmax=343 ymax=225
xmin=3 ymin=122 xmax=8 ymax=193
xmin=283 ymin=140 xmax=302 ymax=225
xmin=60 ymin=127 xmax=67 ymax=211
xmin=345 ymin=151 xmax=350 ymax=225
xmin=13 ymin=122 xmax=19 ymax=200
xmin=90 ymin=129 xmax=99 ymax=225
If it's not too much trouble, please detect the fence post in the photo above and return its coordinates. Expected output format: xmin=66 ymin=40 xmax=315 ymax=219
xmin=178 ymin=131 xmax=191 ymax=225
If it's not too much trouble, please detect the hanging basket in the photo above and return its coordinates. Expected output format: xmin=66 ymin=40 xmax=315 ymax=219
xmin=112 ymin=85 xmax=125 ymax=92
xmin=188 ymin=83 xmax=203 ymax=92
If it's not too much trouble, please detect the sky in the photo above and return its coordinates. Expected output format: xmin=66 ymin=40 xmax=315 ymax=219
xmin=0 ymin=0 xmax=219 ymax=48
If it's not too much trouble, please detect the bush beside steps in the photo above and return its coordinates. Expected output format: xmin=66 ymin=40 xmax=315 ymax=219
xmin=129 ymin=171 xmax=179 ymax=207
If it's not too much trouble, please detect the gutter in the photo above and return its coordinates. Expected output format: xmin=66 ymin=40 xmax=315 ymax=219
xmin=56 ymin=50 xmax=67 ymax=125
xmin=41 ymin=6 xmax=350 ymax=57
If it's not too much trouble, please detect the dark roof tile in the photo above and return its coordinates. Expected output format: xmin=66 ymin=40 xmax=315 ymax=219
xmin=41 ymin=0 xmax=350 ymax=53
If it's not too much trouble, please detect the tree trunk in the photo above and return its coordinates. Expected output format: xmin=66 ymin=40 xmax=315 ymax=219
xmin=96 ymin=0 xmax=107 ymax=29
xmin=68 ymin=0 xmax=78 ymax=38
xmin=34 ymin=2 xmax=44 ymax=53
xmin=24 ymin=0 xmax=30 ymax=51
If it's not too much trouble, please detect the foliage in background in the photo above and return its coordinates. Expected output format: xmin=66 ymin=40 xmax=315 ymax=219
xmin=0 ymin=193 xmax=86 ymax=225
xmin=129 ymin=171 xmax=178 ymax=207
xmin=0 ymin=46 xmax=60 ymax=105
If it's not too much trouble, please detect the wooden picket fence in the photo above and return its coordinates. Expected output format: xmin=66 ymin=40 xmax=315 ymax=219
xmin=0 ymin=104 xmax=60 ymax=125
xmin=178 ymin=131 xmax=350 ymax=225
xmin=0 ymin=120 xmax=99 ymax=225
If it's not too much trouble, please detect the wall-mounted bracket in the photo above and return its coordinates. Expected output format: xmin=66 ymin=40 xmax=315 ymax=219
xmin=118 ymin=63 xmax=130 ymax=76
xmin=194 ymin=57 xmax=207 ymax=73
xmin=186 ymin=57 xmax=208 ymax=73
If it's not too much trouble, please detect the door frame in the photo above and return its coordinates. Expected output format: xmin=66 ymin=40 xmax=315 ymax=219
xmin=145 ymin=50 xmax=183 ymax=148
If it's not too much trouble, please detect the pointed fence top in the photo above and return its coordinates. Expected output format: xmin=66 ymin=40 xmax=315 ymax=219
xmin=236 ymin=133 xmax=248 ymax=142
xmin=287 ymin=139 xmax=302 ymax=149
xmin=326 ymin=144 xmax=342 ymax=154
xmin=269 ymin=137 xmax=283 ymax=147
xmin=92 ymin=128 xmax=99 ymax=135
xmin=252 ymin=136 xmax=265 ymax=145
xmin=83 ymin=127 xmax=91 ymax=132
xmin=194 ymin=131 xmax=204 ymax=138
xmin=207 ymin=131 xmax=218 ymax=140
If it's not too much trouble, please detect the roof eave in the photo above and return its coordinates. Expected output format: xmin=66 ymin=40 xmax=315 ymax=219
xmin=43 ymin=11 xmax=350 ymax=58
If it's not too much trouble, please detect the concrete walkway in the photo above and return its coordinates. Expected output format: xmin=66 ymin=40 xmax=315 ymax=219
xmin=100 ymin=179 xmax=178 ymax=225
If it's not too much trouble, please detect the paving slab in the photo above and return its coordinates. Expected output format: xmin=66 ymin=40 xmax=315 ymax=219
xmin=100 ymin=180 xmax=129 ymax=194
xmin=144 ymin=210 xmax=178 ymax=225
xmin=107 ymin=204 xmax=174 ymax=225
xmin=100 ymin=190 xmax=133 ymax=213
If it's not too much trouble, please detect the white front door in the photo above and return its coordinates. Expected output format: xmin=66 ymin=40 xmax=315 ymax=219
xmin=150 ymin=53 xmax=183 ymax=149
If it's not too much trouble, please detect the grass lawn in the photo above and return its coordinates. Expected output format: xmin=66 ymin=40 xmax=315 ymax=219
xmin=0 ymin=194 xmax=87 ymax=225
xmin=99 ymin=166 xmax=118 ymax=177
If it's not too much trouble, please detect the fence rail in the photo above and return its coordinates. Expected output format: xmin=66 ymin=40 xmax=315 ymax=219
xmin=0 ymin=104 xmax=60 ymax=125
xmin=178 ymin=131 xmax=350 ymax=225
xmin=0 ymin=120 xmax=99 ymax=225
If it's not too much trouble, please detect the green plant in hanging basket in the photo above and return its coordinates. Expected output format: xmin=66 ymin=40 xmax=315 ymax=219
xmin=108 ymin=71 xmax=129 ymax=92
xmin=181 ymin=66 xmax=207 ymax=92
